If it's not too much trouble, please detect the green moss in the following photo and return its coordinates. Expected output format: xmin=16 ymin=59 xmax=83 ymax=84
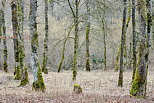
xmin=3 ymin=61 xmax=8 ymax=73
xmin=31 ymin=33 xmax=39 ymax=46
xmin=130 ymin=43 xmax=146 ymax=97
xmin=32 ymin=65 xmax=46 ymax=92
xmin=14 ymin=65 xmax=21 ymax=80
xmin=20 ymin=67 xmax=29 ymax=86
xmin=72 ymin=70 xmax=77 ymax=81
xmin=42 ymin=54 xmax=48 ymax=74
xmin=73 ymin=83 xmax=82 ymax=94
xmin=74 ymin=84 xmax=80 ymax=87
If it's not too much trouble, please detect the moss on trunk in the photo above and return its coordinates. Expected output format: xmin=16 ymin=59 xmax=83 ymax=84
xmin=20 ymin=66 xmax=29 ymax=86
xmin=32 ymin=66 xmax=46 ymax=92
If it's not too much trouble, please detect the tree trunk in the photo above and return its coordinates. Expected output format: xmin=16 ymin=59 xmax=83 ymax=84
xmin=132 ymin=0 xmax=137 ymax=81
xmin=118 ymin=0 xmax=127 ymax=87
xmin=58 ymin=25 xmax=74 ymax=72
xmin=85 ymin=0 xmax=90 ymax=71
xmin=11 ymin=1 xmax=21 ymax=80
xmin=102 ymin=19 xmax=107 ymax=71
xmin=30 ymin=0 xmax=45 ymax=92
xmin=18 ymin=0 xmax=29 ymax=86
xmin=72 ymin=0 xmax=79 ymax=81
xmin=42 ymin=0 xmax=49 ymax=74
xmin=1 ymin=0 xmax=8 ymax=73
xmin=130 ymin=0 xmax=148 ymax=97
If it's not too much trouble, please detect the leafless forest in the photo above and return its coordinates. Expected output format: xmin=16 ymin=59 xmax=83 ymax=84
xmin=0 ymin=0 xmax=154 ymax=103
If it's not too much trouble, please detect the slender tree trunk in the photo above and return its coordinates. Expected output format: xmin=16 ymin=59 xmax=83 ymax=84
xmin=1 ymin=0 xmax=8 ymax=73
xmin=132 ymin=0 xmax=137 ymax=81
xmin=11 ymin=1 xmax=21 ymax=79
xmin=118 ymin=0 xmax=127 ymax=87
xmin=30 ymin=0 xmax=45 ymax=92
xmin=18 ymin=0 xmax=29 ymax=86
xmin=42 ymin=0 xmax=49 ymax=74
xmin=85 ymin=0 xmax=90 ymax=71
xmin=72 ymin=0 xmax=79 ymax=81
xmin=58 ymin=25 xmax=74 ymax=72
xmin=102 ymin=20 xmax=107 ymax=70
xmin=130 ymin=0 xmax=148 ymax=97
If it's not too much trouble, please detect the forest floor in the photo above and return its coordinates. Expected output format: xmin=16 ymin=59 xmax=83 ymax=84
xmin=0 ymin=70 xmax=154 ymax=103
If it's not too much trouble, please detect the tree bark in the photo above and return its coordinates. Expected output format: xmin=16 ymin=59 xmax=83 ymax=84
xmin=118 ymin=0 xmax=127 ymax=87
xmin=30 ymin=0 xmax=45 ymax=92
xmin=85 ymin=0 xmax=91 ymax=71
xmin=130 ymin=0 xmax=148 ymax=97
xmin=18 ymin=0 xmax=29 ymax=86
xmin=11 ymin=1 xmax=21 ymax=79
xmin=42 ymin=0 xmax=49 ymax=74
xmin=1 ymin=0 xmax=8 ymax=73
xmin=132 ymin=0 xmax=137 ymax=81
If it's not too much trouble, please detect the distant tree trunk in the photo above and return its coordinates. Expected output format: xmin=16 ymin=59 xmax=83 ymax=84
xmin=42 ymin=0 xmax=49 ymax=74
xmin=72 ymin=0 xmax=79 ymax=81
xmin=67 ymin=0 xmax=79 ymax=80
xmin=130 ymin=0 xmax=148 ymax=97
xmin=102 ymin=19 xmax=107 ymax=70
xmin=118 ymin=0 xmax=127 ymax=87
xmin=1 ymin=0 xmax=8 ymax=73
xmin=11 ymin=1 xmax=21 ymax=79
xmin=132 ymin=0 xmax=137 ymax=81
xmin=58 ymin=25 xmax=74 ymax=72
xmin=30 ymin=0 xmax=45 ymax=92
xmin=85 ymin=0 xmax=90 ymax=71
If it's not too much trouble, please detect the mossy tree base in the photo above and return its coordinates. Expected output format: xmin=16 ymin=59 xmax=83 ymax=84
xmin=32 ymin=81 xmax=46 ymax=92
xmin=3 ymin=62 xmax=8 ymax=73
xmin=73 ymin=84 xmax=82 ymax=94
xmin=20 ymin=67 xmax=29 ymax=86
xmin=32 ymin=67 xmax=46 ymax=92
xmin=14 ymin=66 xmax=21 ymax=80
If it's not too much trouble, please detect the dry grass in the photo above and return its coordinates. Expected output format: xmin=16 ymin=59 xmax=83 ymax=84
xmin=0 ymin=70 xmax=154 ymax=103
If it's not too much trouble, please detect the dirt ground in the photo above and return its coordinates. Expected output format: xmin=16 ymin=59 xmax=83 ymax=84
xmin=0 ymin=70 xmax=154 ymax=103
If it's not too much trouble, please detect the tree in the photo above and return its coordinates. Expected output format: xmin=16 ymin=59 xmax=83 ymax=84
xmin=11 ymin=0 xmax=21 ymax=79
xmin=42 ymin=0 xmax=49 ymax=74
xmin=30 ymin=0 xmax=45 ymax=92
xmin=132 ymin=0 xmax=137 ymax=80
xmin=130 ymin=0 xmax=148 ymax=97
xmin=85 ymin=0 xmax=91 ymax=71
xmin=118 ymin=0 xmax=127 ymax=87
xmin=67 ymin=0 xmax=79 ymax=81
xmin=18 ymin=0 xmax=29 ymax=86
xmin=0 ymin=0 xmax=8 ymax=73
